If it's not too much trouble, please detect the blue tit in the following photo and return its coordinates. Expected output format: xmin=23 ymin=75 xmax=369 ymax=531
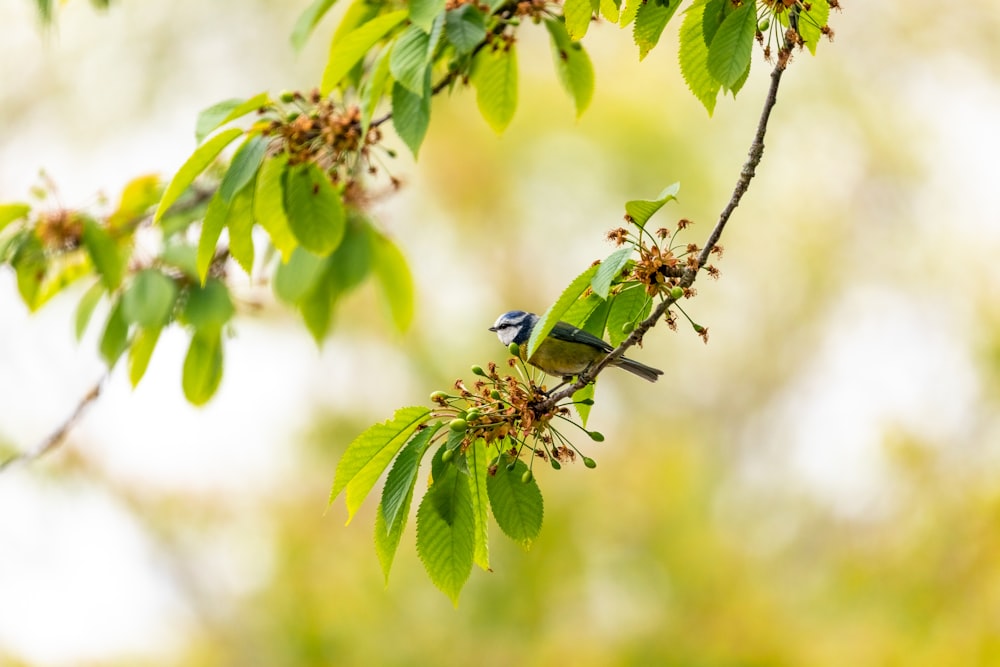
xmin=489 ymin=310 xmax=663 ymax=382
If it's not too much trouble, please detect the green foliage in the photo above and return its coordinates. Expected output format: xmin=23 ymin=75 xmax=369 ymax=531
xmin=472 ymin=43 xmax=519 ymax=133
xmin=633 ymin=0 xmax=682 ymax=60
xmin=544 ymin=18 xmax=595 ymax=117
xmin=527 ymin=263 xmax=601 ymax=359
xmin=445 ymin=5 xmax=487 ymax=56
xmin=154 ymin=128 xmax=243 ymax=222
xmin=591 ymin=246 xmax=633 ymax=299
xmin=416 ymin=454 xmax=475 ymax=605
xmin=283 ymin=162 xmax=346 ymax=255
xmin=321 ymin=9 xmax=408 ymax=94
xmin=625 ymin=181 xmax=680 ymax=228
xmin=194 ymin=93 xmax=270 ymax=144
xmin=291 ymin=0 xmax=340 ymax=51
xmin=486 ymin=454 xmax=543 ymax=549
xmin=182 ymin=328 xmax=224 ymax=406
xmin=706 ymin=0 xmax=756 ymax=89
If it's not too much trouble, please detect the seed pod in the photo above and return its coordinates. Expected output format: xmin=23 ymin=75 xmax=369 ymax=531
xmin=670 ymin=286 xmax=684 ymax=300
xmin=430 ymin=390 xmax=449 ymax=402
xmin=471 ymin=365 xmax=486 ymax=377
xmin=583 ymin=457 xmax=597 ymax=469
xmin=550 ymin=459 xmax=562 ymax=470
xmin=442 ymin=448 xmax=455 ymax=463
xmin=621 ymin=321 xmax=634 ymax=334
xmin=279 ymin=90 xmax=296 ymax=103
xmin=588 ymin=431 xmax=605 ymax=442
xmin=490 ymin=389 xmax=502 ymax=400
xmin=521 ymin=470 xmax=533 ymax=484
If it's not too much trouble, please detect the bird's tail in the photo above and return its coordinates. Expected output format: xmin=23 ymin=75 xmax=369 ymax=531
xmin=615 ymin=356 xmax=664 ymax=382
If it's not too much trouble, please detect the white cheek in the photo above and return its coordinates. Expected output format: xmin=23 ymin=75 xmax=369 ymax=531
xmin=497 ymin=329 xmax=515 ymax=345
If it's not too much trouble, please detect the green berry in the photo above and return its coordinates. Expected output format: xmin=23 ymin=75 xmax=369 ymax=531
xmin=758 ymin=18 xmax=770 ymax=31
xmin=588 ymin=431 xmax=605 ymax=442
xmin=490 ymin=389 xmax=502 ymax=400
xmin=521 ymin=470 xmax=533 ymax=484
xmin=621 ymin=321 xmax=634 ymax=334
xmin=578 ymin=398 xmax=595 ymax=406
xmin=286 ymin=111 xmax=301 ymax=122
xmin=506 ymin=462 xmax=516 ymax=472
xmin=430 ymin=390 xmax=449 ymax=402
xmin=279 ymin=90 xmax=296 ymax=103
xmin=508 ymin=342 xmax=520 ymax=357
xmin=583 ymin=457 xmax=597 ymax=469
xmin=465 ymin=409 xmax=481 ymax=422
xmin=442 ymin=448 xmax=455 ymax=463
xmin=550 ymin=459 xmax=562 ymax=470
xmin=670 ymin=286 xmax=684 ymax=300
xmin=449 ymin=418 xmax=467 ymax=433
xmin=471 ymin=364 xmax=486 ymax=377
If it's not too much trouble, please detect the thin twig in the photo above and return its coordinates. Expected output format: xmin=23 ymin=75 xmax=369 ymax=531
xmin=0 ymin=376 xmax=107 ymax=473
xmin=539 ymin=58 xmax=789 ymax=412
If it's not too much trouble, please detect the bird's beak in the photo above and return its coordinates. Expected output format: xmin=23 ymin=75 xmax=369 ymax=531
xmin=488 ymin=326 xmax=497 ymax=332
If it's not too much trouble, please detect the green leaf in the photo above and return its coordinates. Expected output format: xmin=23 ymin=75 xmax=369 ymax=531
xmin=197 ymin=191 xmax=230 ymax=283
xmin=182 ymin=328 xmax=224 ymax=406
xmin=798 ymin=0 xmax=829 ymax=54
xmin=254 ymin=153 xmax=298 ymax=261
xmin=283 ymin=162 xmax=346 ymax=255
xmin=11 ymin=234 xmax=46 ymax=309
xmin=0 ymin=203 xmax=30 ymax=232
xmin=563 ymin=0 xmax=593 ymax=40
xmin=372 ymin=232 xmax=413 ymax=332
xmin=195 ymin=93 xmax=270 ymax=144
xmin=81 ymin=218 xmax=127 ymax=290
xmin=706 ymin=0 xmax=756 ymax=89
xmin=160 ymin=243 xmax=199 ymax=281
xmin=572 ymin=382 xmax=595 ymax=426
xmin=467 ymin=438 xmax=491 ymax=571
xmin=321 ymin=10 xmax=408 ymax=94
xmin=329 ymin=406 xmax=430 ymax=516
xmin=328 ymin=213 xmax=374 ymax=293
xmin=154 ymin=128 xmax=243 ymax=223
xmin=375 ymin=489 xmax=414 ymax=584
xmin=633 ymin=0 xmax=682 ymax=60
xmin=128 ymin=325 xmax=161 ymax=388
xmin=679 ymin=0 xmax=722 ymax=114
xmin=562 ymin=292 xmax=606 ymax=329
xmin=591 ymin=246 xmax=633 ymax=299
xmin=544 ymin=18 xmax=595 ymax=117
xmin=409 ymin=0 xmax=446 ymax=33
xmin=527 ymin=262 xmax=600 ymax=359
xmin=581 ymin=292 xmax=612 ymax=339
xmin=624 ymin=182 xmax=680 ymax=229
xmin=599 ymin=0 xmax=620 ymax=23
xmin=291 ymin=0 xmax=339 ymax=51
xmin=618 ymin=0 xmax=642 ymax=27
xmin=381 ymin=423 xmax=442 ymax=533
xmin=607 ymin=283 xmax=651 ymax=346
xmin=108 ymin=175 xmax=162 ymax=228
xmin=74 ymin=280 xmax=104 ymax=341
xmin=273 ymin=247 xmax=327 ymax=304
xmin=121 ymin=270 xmax=178 ymax=329
xmin=486 ymin=455 xmax=543 ymax=549
xmin=99 ymin=298 xmax=129 ymax=368
xmin=299 ymin=274 xmax=334 ymax=343
xmin=391 ymin=77 xmax=432 ymax=158
xmin=33 ymin=254 xmax=91 ymax=308
xmin=445 ymin=5 xmax=486 ymax=56
xmin=360 ymin=45 xmax=394 ymax=135
xmin=471 ymin=44 xmax=518 ymax=133
xmin=219 ymin=135 xmax=268 ymax=203
xmin=226 ymin=184 xmax=257 ymax=275
xmin=390 ymin=25 xmax=433 ymax=96
xmin=180 ymin=279 xmax=235 ymax=331
xmin=416 ymin=461 xmax=475 ymax=605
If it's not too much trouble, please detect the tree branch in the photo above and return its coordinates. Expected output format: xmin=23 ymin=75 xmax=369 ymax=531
xmin=538 ymin=59 xmax=789 ymax=412
xmin=0 ymin=376 xmax=106 ymax=473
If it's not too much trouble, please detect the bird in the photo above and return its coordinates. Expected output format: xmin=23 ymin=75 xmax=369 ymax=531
xmin=489 ymin=310 xmax=663 ymax=383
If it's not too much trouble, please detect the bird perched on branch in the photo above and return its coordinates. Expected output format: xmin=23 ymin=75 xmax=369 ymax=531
xmin=489 ymin=310 xmax=663 ymax=383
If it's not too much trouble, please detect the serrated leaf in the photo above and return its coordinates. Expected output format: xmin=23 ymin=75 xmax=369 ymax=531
xmin=11 ymin=234 xmax=46 ymax=309
xmin=416 ymin=462 xmax=475 ymax=605
xmin=562 ymin=292 xmax=606 ymax=329
xmin=729 ymin=56 xmax=751 ymax=96
xmin=321 ymin=10 xmax=408 ymax=94
xmin=360 ymin=45 xmax=393 ymax=135
xmin=706 ymin=0 xmax=756 ymax=89
xmin=702 ymin=0 xmax=726 ymax=46
xmin=375 ymin=489 xmax=414 ymax=584
xmin=197 ymin=191 xmax=230 ymax=283
xmin=328 ymin=213 xmax=374 ymax=293
xmin=467 ymin=438 xmax=491 ymax=570
xmin=372 ymin=232 xmax=413 ymax=332
xmin=544 ymin=18 xmax=595 ymax=117
xmin=299 ymin=275 xmax=334 ymax=343
xmin=563 ymin=0 xmax=593 ymax=40
xmin=99 ymin=298 xmax=129 ymax=368
xmin=591 ymin=246 xmax=633 ymax=299
xmin=160 ymin=243 xmax=199 ymax=281
xmin=122 ymin=269 xmax=178 ymax=329
xmin=445 ymin=5 xmax=486 ymax=55
xmin=527 ymin=262 xmax=601 ymax=359
xmin=219 ymin=135 xmax=268 ymax=203
xmin=195 ymin=93 xmax=269 ymax=144
xmin=679 ymin=0 xmax=722 ymax=114
xmin=33 ymin=253 xmax=90 ymax=308
xmin=486 ymin=455 xmax=543 ymax=549
xmin=128 ymin=325 xmax=161 ymax=388
xmin=381 ymin=423 xmax=442 ymax=533
xmin=471 ymin=44 xmax=518 ymax=133
xmin=618 ymin=0 xmax=642 ymax=27
xmin=330 ymin=406 xmax=430 ymax=515
xmin=582 ymin=292 xmax=612 ymax=339
xmin=391 ymin=75 xmax=432 ymax=158
xmin=409 ymin=0 xmax=446 ymax=33
xmin=155 ymin=128 xmax=243 ymax=223
xmin=74 ymin=280 xmax=104 ymax=341
xmin=226 ymin=183 xmax=256 ymax=275
xmin=291 ymin=0 xmax=339 ymax=51
xmin=607 ymin=282 xmax=651 ymax=346
xmin=182 ymin=328 xmax=223 ymax=406
xmin=0 ymin=203 xmax=30 ymax=232
xmin=181 ymin=279 xmax=235 ymax=331
xmin=390 ymin=25 xmax=433 ymax=96
xmin=273 ymin=247 xmax=327 ymax=304
xmin=633 ymin=0 xmax=682 ymax=60
xmin=599 ymin=0 xmax=620 ymax=23
xmin=82 ymin=218 xmax=127 ymax=290
xmin=108 ymin=175 xmax=161 ymax=228
xmin=283 ymin=162 xmax=345 ymax=255
xmin=624 ymin=182 xmax=680 ymax=229
xmin=254 ymin=154 xmax=298 ymax=261
xmin=573 ymin=383 xmax=595 ymax=426
xmin=798 ymin=0 xmax=829 ymax=54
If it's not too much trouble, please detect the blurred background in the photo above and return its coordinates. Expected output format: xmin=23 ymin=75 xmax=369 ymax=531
xmin=2 ymin=0 xmax=1000 ymax=665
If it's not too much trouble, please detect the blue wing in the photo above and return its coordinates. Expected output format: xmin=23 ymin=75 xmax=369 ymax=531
xmin=548 ymin=321 xmax=613 ymax=353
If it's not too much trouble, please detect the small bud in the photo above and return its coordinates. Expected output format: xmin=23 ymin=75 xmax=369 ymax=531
xmin=692 ymin=323 xmax=705 ymax=333
xmin=430 ymin=390 xmax=449 ymax=402
xmin=279 ymin=90 xmax=296 ymax=103
xmin=588 ymin=431 xmax=605 ymax=442
xmin=286 ymin=111 xmax=301 ymax=122
xmin=490 ymin=389 xmax=502 ymax=400
xmin=521 ymin=470 xmax=533 ymax=484
xmin=508 ymin=342 xmax=520 ymax=357
xmin=578 ymin=398 xmax=595 ymax=406
xmin=471 ymin=364 xmax=486 ymax=377
xmin=449 ymin=418 xmax=468 ymax=432
xmin=621 ymin=321 xmax=634 ymax=334
xmin=670 ymin=286 xmax=684 ymax=300
xmin=758 ymin=18 xmax=770 ymax=31
xmin=442 ymin=448 xmax=455 ymax=463
xmin=550 ymin=459 xmax=562 ymax=470
xmin=506 ymin=462 xmax=516 ymax=472
xmin=583 ymin=457 xmax=597 ymax=469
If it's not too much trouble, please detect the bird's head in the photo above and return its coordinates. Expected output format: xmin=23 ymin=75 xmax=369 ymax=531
xmin=489 ymin=310 xmax=538 ymax=346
